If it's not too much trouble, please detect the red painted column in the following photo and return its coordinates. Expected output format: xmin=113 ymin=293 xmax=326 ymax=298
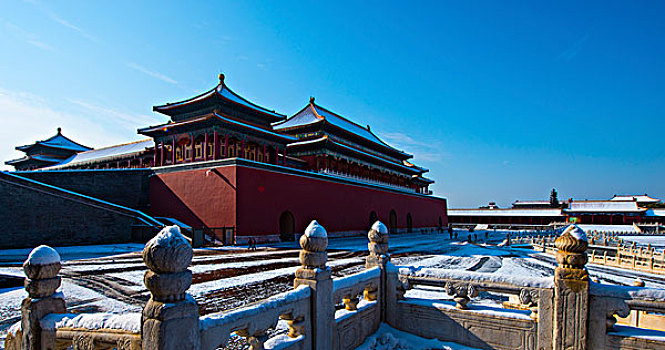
xmin=224 ymin=134 xmax=229 ymax=157
xmin=323 ymin=154 xmax=328 ymax=171
xmin=204 ymin=132 xmax=209 ymax=161
xmin=241 ymin=139 xmax=245 ymax=159
xmin=283 ymin=148 xmax=287 ymax=165
xmin=159 ymin=141 xmax=164 ymax=166
xmin=213 ymin=131 xmax=219 ymax=160
xmin=263 ymin=144 xmax=267 ymax=163
xmin=172 ymin=137 xmax=176 ymax=164
xmin=153 ymin=142 xmax=158 ymax=166
xmin=190 ymin=133 xmax=194 ymax=162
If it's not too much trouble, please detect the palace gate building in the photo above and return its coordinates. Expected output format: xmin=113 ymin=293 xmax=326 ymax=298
xmin=3 ymin=74 xmax=447 ymax=247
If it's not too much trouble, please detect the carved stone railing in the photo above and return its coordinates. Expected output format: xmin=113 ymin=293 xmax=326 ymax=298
xmin=41 ymin=313 xmax=142 ymax=350
xmin=589 ymin=283 xmax=665 ymax=349
xmin=396 ymin=267 xmax=550 ymax=350
xmin=7 ymin=223 xmax=665 ymax=350
xmin=530 ymin=236 xmax=665 ymax=275
xmin=199 ymin=286 xmax=311 ymax=350
xmin=331 ymin=267 xmax=381 ymax=349
xmin=3 ymin=244 xmax=142 ymax=350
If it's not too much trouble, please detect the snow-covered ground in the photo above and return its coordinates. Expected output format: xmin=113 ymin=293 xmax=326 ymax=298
xmin=2 ymin=229 xmax=665 ymax=349
xmin=619 ymin=235 xmax=665 ymax=251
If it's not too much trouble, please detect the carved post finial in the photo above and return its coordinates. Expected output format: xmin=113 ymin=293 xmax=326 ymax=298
xmin=298 ymin=220 xmax=328 ymax=269
xmin=366 ymin=221 xmax=389 ymax=268
xmin=143 ymin=225 xmax=193 ymax=302
xmin=553 ymin=224 xmax=590 ymax=350
xmin=555 ymin=225 xmax=589 ymax=279
xmin=142 ymin=226 xmax=200 ymax=349
xmin=19 ymin=245 xmax=66 ymax=350
xmin=294 ymin=220 xmax=333 ymax=348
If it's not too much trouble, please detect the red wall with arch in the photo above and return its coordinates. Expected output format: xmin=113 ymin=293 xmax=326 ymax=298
xmin=149 ymin=163 xmax=447 ymax=239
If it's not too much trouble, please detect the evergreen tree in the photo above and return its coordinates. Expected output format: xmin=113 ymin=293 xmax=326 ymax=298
xmin=550 ymin=188 xmax=559 ymax=208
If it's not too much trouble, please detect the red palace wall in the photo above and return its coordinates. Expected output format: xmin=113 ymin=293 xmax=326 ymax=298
xmin=149 ymin=161 xmax=447 ymax=241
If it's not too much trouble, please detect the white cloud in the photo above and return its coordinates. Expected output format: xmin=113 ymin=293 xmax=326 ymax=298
xmin=380 ymin=131 xmax=449 ymax=163
xmin=127 ymin=62 xmax=178 ymax=85
xmin=48 ymin=13 xmax=100 ymax=43
xmin=0 ymin=87 xmax=154 ymax=171
xmin=3 ymin=21 xmax=54 ymax=51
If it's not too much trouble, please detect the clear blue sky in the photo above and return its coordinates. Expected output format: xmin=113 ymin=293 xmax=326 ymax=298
xmin=1 ymin=1 xmax=664 ymax=208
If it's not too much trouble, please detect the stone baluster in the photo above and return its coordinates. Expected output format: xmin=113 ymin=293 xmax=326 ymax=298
xmin=444 ymin=282 xmax=479 ymax=310
xmin=236 ymin=329 xmax=268 ymax=350
xmin=343 ymin=294 xmax=360 ymax=311
xmin=553 ymin=225 xmax=589 ymax=350
xmin=518 ymin=288 xmax=540 ymax=320
xmin=367 ymin=221 xmax=396 ymax=324
xmin=19 ymin=245 xmax=67 ymax=350
xmin=294 ymin=220 xmax=333 ymax=349
xmin=142 ymin=226 xmax=200 ymax=350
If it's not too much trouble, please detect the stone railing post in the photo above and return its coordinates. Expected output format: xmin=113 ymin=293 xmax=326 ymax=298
xmin=142 ymin=226 xmax=200 ymax=350
xmin=294 ymin=220 xmax=333 ymax=349
xmin=366 ymin=221 xmax=389 ymax=321
xmin=553 ymin=225 xmax=590 ymax=350
xmin=19 ymin=245 xmax=67 ymax=350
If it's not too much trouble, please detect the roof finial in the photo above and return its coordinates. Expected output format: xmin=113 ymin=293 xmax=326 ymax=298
xmin=367 ymin=125 xmax=371 ymax=131
xmin=57 ymin=127 xmax=62 ymax=134
xmin=309 ymin=96 xmax=315 ymax=104
xmin=218 ymin=73 xmax=225 ymax=84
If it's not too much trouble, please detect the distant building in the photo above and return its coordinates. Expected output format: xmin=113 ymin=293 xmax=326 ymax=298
xmin=449 ymin=197 xmax=664 ymax=227
xmin=610 ymin=194 xmax=660 ymax=206
xmin=512 ymin=200 xmax=557 ymax=209
xmin=564 ymin=200 xmax=646 ymax=225
xmin=5 ymin=128 xmax=92 ymax=170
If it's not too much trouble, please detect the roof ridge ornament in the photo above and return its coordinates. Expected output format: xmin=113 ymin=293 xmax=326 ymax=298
xmin=309 ymin=96 xmax=315 ymax=104
xmin=57 ymin=127 xmax=62 ymax=134
xmin=218 ymin=73 xmax=225 ymax=84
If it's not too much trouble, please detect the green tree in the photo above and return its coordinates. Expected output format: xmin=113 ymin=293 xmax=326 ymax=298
xmin=550 ymin=188 xmax=559 ymax=208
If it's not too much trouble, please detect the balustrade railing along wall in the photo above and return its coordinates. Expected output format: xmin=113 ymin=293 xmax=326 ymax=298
xmin=5 ymin=224 xmax=665 ymax=350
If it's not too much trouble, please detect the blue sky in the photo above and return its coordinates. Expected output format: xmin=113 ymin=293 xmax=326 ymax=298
xmin=1 ymin=1 xmax=664 ymax=208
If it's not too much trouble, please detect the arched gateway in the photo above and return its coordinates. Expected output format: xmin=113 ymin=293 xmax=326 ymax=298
xmin=279 ymin=211 xmax=295 ymax=241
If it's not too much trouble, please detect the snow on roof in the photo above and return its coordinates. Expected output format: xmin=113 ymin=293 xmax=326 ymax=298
xmin=447 ymin=208 xmax=564 ymax=217
xmin=611 ymin=195 xmax=660 ymax=203
xmin=154 ymin=75 xmax=285 ymax=120
xmin=274 ymin=102 xmax=409 ymax=156
xmin=17 ymin=129 xmax=92 ymax=153
xmin=513 ymin=200 xmax=552 ymax=206
xmin=47 ymin=139 xmax=153 ymax=169
xmin=566 ymin=200 xmax=645 ymax=213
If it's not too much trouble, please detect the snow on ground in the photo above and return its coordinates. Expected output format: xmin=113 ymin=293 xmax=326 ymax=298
xmin=3 ymin=229 xmax=665 ymax=349
xmin=619 ymin=235 xmax=665 ymax=251
xmin=0 ymin=243 xmax=145 ymax=265
xmin=579 ymin=224 xmax=638 ymax=233
xmin=356 ymin=323 xmax=481 ymax=350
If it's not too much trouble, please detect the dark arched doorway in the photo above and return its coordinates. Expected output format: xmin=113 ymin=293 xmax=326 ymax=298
xmin=369 ymin=211 xmax=378 ymax=230
xmin=279 ymin=211 xmax=295 ymax=241
xmin=389 ymin=210 xmax=397 ymax=233
xmin=406 ymin=213 xmax=413 ymax=233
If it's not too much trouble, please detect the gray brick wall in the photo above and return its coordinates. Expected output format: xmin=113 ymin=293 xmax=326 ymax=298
xmin=17 ymin=169 xmax=152 ymax=211
xmin=0 ymin=173 xmax=145 ymax=249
